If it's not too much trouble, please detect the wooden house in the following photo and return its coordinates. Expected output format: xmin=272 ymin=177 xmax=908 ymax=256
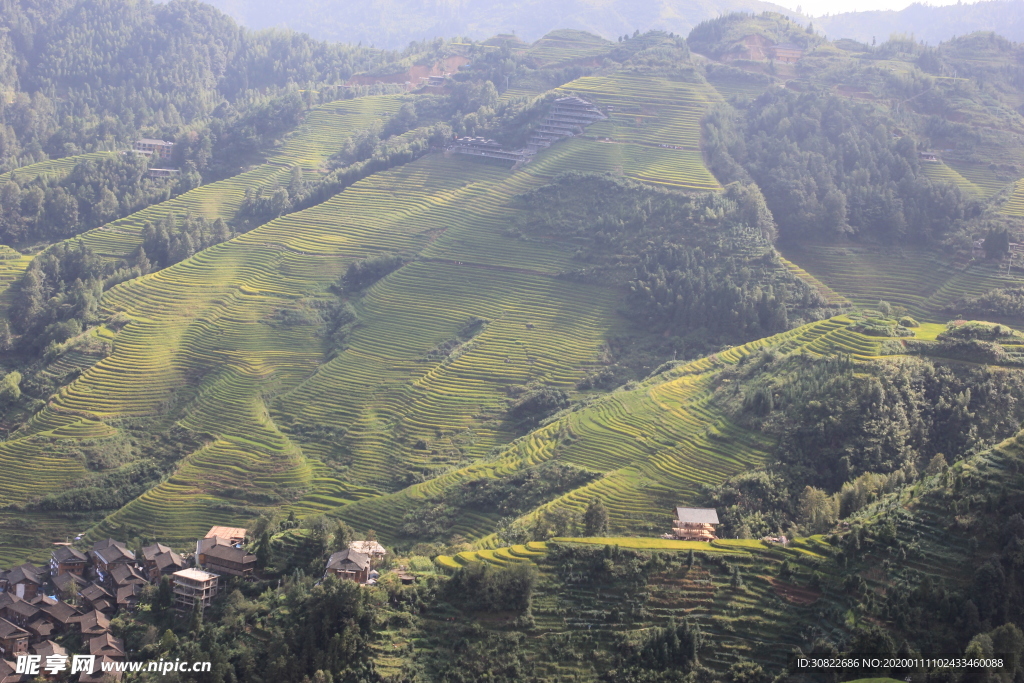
xmin=769 ymin=42 xmax=804 ymax=63
xmin=325 ymin=550 xmax=370 ymax=583
xmin=199 ymin=543 xmax=256 ymax=578
xmin=2 ymin=564 xmax=44 ymax=600
xmin=172 ymin=569 xmax=219 ymax=613
xmin=0 ymin=593 xmax=41 ymax=628
xmin=79 ymin=583 xmax=115 ymax=615
xmin=50 ymin=546 xmax=89 ymax=577
xmin=141 ymin=543 xmax=184 ymax=582
xmin=89 ymin=632 xmax=125 ymax=660
xmin=106 ymin=564 xmax=148 ymax=593
xmin=672 ymin=507 xmax=720 ymax=541
xmin=0 ymin=617 xmax=29 ymax=657
xmin=89 ymin=539 xmax=135 ymax=576
xmin=31 ymin=638 xmax=66 ymax=659
xmin=38 ymin=600 xmax=79 ymax=633
xmin=52 ymin=570 xmax=88 ymax=600
xmin=74 ymin=609 xmax=111 ymax=638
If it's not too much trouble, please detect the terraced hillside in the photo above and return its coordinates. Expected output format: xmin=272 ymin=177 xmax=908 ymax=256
xmin=0 ymin=151 xmax=115 ymax=185
xmin=0 ymin=63 xmax=730 ymax=557
xmin=1005 ymin=178 xmax=1024 ymax=217
xmin=325 ymin=314 xmax=950 ymax=543
xmin=554 ymin=72 xmax=720 ymax=190
xmin=422 ymin=536 xmax=849 ymax=680
xmin=79 ymin=96 xmax=403 ymax=260
xmin=780 ymin=244 xmax=1024 ymax=323
xmin=524 ymin=29 xmax=613 ymax=67
xmin=918 ymin=161 xmax=983 ymax=198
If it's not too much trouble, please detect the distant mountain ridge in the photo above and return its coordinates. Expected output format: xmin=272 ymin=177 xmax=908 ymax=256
xmin=196 ymin=0 xmax=1024 ymax=49
xmin=198 ymin=0 xmax=803 ymax=49
xmin=816 ymin=0 xmax=1024 ymax=45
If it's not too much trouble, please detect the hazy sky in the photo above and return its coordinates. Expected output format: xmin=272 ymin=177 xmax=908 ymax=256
xmin=773 ymin=0 xmax=976 ymax=17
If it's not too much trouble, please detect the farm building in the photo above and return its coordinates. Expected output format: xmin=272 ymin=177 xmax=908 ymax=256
xmin=325 ymin=550 xmax=371 ymax=583
xmin=171 ymin=568 xmax=219 ymax=613
xmin=672 ymin=507 xmax=720 ymax=541
xmin=133 ymin=139 xmax=174 ymax=160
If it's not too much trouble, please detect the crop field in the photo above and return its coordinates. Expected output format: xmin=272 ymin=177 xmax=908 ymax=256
xmin=0 ymin=151 xmax=114 ymax=185
xmin=918 ymin=161 xmax=982 ymax=197
xmin=780 ymin=244 xmax=1024 ymax=322
xmin=546 ymin=73 xmax=721 ymax=191
xmin=1004 ymin=178 xmax=1024 ymax=217
xmin=425 ymin=536 xmax=851 ymax=680
xmin=78 ymin=96 xmax=403 ymax=260
xmin=945 ymin=159 xmax=1017 ymax=198
xmin=329 ymin=316 xmax=898 ymax=542
xmin=5 ymin=142 xmax=637 ymax=549
xmin=525 ymin=29 xmax=612 ymax=67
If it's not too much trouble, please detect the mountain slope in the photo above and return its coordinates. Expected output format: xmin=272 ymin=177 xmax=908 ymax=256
xmin=202 ymin=0 xmax=802 ymax=49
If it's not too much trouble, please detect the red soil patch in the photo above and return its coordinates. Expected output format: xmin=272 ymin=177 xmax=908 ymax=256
xmin=768 ymin=577 xmax=821 ymax=605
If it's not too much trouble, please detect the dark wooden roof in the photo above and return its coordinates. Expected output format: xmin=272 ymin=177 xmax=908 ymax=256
xmin=327 ymin=549 xmax=370 ymax=572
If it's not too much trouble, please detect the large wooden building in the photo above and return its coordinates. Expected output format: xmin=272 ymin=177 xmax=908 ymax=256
xmin=672 ymin=507 xmax=720 ymax=541
xmin=325 ymin=550 xmax=370 ymax=583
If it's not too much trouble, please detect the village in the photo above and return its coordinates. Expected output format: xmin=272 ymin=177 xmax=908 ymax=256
xmin=0 ymin=525 xmax=392 ymax=682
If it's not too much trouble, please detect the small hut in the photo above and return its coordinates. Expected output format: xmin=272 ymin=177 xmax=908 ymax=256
xmin=672 ymin=508 xmax=720 ymax=541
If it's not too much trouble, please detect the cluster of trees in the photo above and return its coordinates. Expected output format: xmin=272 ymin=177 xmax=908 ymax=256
xmin=703 ymin=351 xmax=1024 ymax=537
xmin=0 ymin=0 xmax=410 ymax=173
xmin=514 ymin=173 xmax=838 ymax=351
xmin=136 ymin=213 xmax=234 ymax=272
xmin=948 ymin=286 xmax=1024 ymax=323
xmin=400 ymin=463 xmax=596 ymax=540
xmin=0 ymin=154 xmax=194 ymax=245
xmin=239 ymin=122 xmax=452 ymax=223
xmin=705 ymin=87 xmax=982 ymax=244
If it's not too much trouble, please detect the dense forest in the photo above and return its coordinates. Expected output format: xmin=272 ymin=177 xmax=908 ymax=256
xmin=513 ymin=173 xmax=840 ymax=352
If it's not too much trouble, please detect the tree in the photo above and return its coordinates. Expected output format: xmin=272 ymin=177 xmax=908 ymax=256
xmin=984 ymin=228 xmax=1011 ymax=260
xmin=584 ymin=498 xmax=609 ymax=536
xmin=797 ymin=486 xmax=838 ymax=534
xmin=332 ymin=521 xmax=355 ymax=552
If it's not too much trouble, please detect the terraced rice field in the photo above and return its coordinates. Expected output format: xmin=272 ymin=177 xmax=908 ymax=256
xmin=1003 ymin=178 xmax=1024 ymax=217
xmin=0 ymin=151 xmax=115 ymax=185
xmin=781 ymin=244 xmax=1024 ymax=323
xmin=525 ymin=30 xmax=612 ymax=67
xmin=0 ymin=245 xmax=33 ymax=314
xmin=552 ymin=73 xmax=720 ymax=190
xmin=946 ymin=159 xmax=1019 ymax=199
xmin=0 ymin=75 xmax=737 ymax=556
xmin=79 ymin=96 xmax=403 ymax=260
xmin=918 ymin=161 xmax=982 ymax=197
xmin=330 ymin=317 xmax=898 ymax=542
xmin=428 ymin=536 xmax=850 ymax=680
